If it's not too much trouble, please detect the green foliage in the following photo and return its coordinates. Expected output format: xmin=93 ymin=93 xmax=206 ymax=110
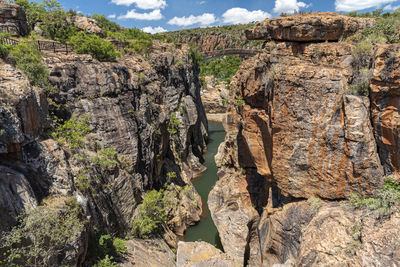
xmin=348 ymin=68 xmax=370 ymax=96
xmin=129 ymin=39 xmax=153 ymax=55
xmin=69 ymin=31 xmax=119 ymax=62
xmin=94 ymin=255 xmax=119 ymax=267
xmin=92 ymin=14 xmax=122 ymax=33
xmin=93 ymin=147 xmax=118 ymax=168
xmin=168 ymin=113 xmax=181 ymax=135
xmin=189 ymin=44 xmax=203 ymax=66
xmin=167 ymin=171 xmax=177 ymax=180
xmin=51 ymin=114 xmax=91 ymax=148
xmin=113 ymin=238 xmax=128 ymax=255
xmin=349 ymin=177 xmax=400 ymax=215
xmin=200 ymin=55 xmax=242 ymax=82
xmin=13 ymin=0 xmax=78 ymax=42
xmin=0 ymin=204 xmax=85 ymax=266
xmin=10 ymin=43 xmax=49 ymax=87
xmin=308 ymin=196 xmax=321 ymax=211
xmin=236 ymin=96 xmax=245 ymax=107
xmin=132 ymin=189 xmax=169 ymax=238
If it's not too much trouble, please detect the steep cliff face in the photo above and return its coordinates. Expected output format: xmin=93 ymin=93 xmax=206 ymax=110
xmin=210 ymin=13 xmax=400 ymax=266
xmin=0 ymin=43 xmax=208 ymax=264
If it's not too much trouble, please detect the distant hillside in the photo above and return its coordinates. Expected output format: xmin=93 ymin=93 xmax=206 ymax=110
xmin=164 ymin=24 xmax=265 ymax=51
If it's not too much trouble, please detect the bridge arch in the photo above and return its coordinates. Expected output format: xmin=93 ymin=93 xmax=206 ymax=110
xmin=201 ymin=48 xmax=261 ymax=62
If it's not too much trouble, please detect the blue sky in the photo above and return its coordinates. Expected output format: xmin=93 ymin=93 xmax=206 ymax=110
xmin=57 ymin=0 xmax=400 ymax=33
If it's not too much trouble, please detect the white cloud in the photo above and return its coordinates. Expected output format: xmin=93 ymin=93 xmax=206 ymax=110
xmin=335 ymin=0 xmax=396 ymax=12
xmin=168 ymin=13 xmax=216 ymax=26
xmin=222 ymin=8 xmax=271 ymax=24
xmin=199 ymin=1 xmax=206 ymax=4
xmin=118 ymin=9 xmax=163 ymax=20
xmin=273 ymin=0 xmax=311 ymax=14
xmin=384 ymin=4 xmax=400 ymax=10
xmin=110 ymin=0 xmax=167 ymax=10
xmin=108 ymin=14 xmax=116 ymax=19
xmin=142 ymin=26 xmax=167 ymax=34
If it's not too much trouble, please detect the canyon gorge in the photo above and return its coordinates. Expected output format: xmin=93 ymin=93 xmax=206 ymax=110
xmin=0 ymin=2 xmax=400 ymax=266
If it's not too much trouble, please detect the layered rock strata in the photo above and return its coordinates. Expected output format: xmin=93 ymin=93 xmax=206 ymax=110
xmin=210 ymin=13 xmax=400 ymax=267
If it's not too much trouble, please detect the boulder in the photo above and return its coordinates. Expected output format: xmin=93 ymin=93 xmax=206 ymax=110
xmin=246 ymin=12 xmax=375 ymax=42
xmin=121 ymin=239 xmax=176 ymax=267
xmin=72 ymin=16 xmax=103 ymax=35
xmin=0 ymin=0 xmax=29 ymax=36
xmin=177 ymin=241 xmax=237 ymax=267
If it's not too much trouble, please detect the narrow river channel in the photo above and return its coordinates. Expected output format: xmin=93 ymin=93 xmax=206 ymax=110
xmin=184 ymin=121 xmax=226 ymax=248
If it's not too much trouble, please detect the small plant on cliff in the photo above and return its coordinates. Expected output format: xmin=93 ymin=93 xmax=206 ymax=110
xmin=307 ymin=196 xmax=322 ymax=212
xmin=189 ymin=44 xmax=203 ymax=66
xmin=349 ymin=177 xmax=400 ymax=215
xmin=129 ymin=39 xmax=153 ymax=55
xmin=236 ymin=96 xmax=245 ymax=107
xmin=0 ymin=202 xmax=85 ymax=266
xmin=168 ymin=113 xmax=181 ymax=135
xmin=51 ymin=114 xmax=91 ymax=148
xmin=69 ymin=31 xmax=120 ymax=62
xmin=132 ymin=189 xmax=169 ymax=238
xmin=93 ymin=147 xmax=119 ymax=168
xmin=167 ymin=171 xmax=177 ymax=180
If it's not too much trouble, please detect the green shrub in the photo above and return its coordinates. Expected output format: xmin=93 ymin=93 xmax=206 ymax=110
xmin=189 ymin=44 xmax=203 ymax=66
xmin=132 ymin=189 xmax=169 ymax=238
xmin=93 ymin=147 xmax=118 ymax=167
xmin=113 ymin=238 xmax=128 ymax=255
xmin=51 ymin=114 xmax=91 ymax=148
xmin=94 ymin=255 xmax=118 ymax=267
xmin=167 ymin=171 xmax=177 ymax=180
xmin=69 ymin=31 xmax=119 ymax=62
xmin=168 ymin=113 xmax=181 ymax=135
xmin=10 ymin=43 xmax=49 ymax=87
xmin=349 ymin=177 xmax=400 ymax=215
xmin=0 ymin=205 xmax=85 ymax=266
xmin=92 ymin=14 xmax=122 ymax=33
xmin=348 ymin=68 xmax=370 ymax=96
xmin=129 ymin=39 xmax=153 ymax=55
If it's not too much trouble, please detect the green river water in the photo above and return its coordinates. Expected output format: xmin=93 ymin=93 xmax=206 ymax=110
xmin=184 ymin=121 xmax=226 ymax=248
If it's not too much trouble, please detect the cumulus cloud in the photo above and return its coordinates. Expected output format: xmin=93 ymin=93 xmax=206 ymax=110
xmin=111 ymin=0 xmax=167 ymax=10
xmin=118 ymin=9 xmax=163 ymax=20
xmin=335 ymin=0 xmax=396 ymax=12
xmin=142 ymin=26 xmax=167 ymax=34
xmin=198 ymin=1 xmax=206 ymax=4
xmin=273 ymin=0 xmax=310 ymax=14
xmin=108 ymin=14 xmax=116 ymax=19
xmin=222 ymin=8 xmax=270 ymax=24
xmin=168 ymin=13 xmax=216 ymax=26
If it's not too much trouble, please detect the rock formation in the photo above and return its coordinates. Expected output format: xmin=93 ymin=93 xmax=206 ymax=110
xmin=72 ymin=16 xmax=103 ymax=35
xmin=210 ymin=12 xmax=400 ymax=266
xmin=0 ymin=43 xmax=208 ymax=264
xmin=246 ymin=12 xmax=375 ymax=42
xmin=0 ymin=0 xmax=29 ymax=36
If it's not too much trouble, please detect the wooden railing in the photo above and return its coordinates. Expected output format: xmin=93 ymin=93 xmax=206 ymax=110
xmin=0 ymin=36 xmax=73 ymax=54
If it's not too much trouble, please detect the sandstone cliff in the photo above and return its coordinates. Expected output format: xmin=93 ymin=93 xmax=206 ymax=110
xmin=209 ymin=12 xmax=400 ymax=266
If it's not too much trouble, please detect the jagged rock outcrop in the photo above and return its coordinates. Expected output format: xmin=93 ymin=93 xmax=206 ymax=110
xmin=256 ymin=201 xmax=400 ymax=266
xmin=246 ymin=12 xmax=375 ymax=42
xmin=371 ymin=44 xmax=400 ymax=179
xmin=0 ymin=0 xmax=29 ymax=36
xmin=208 ymin=170 xmax=259 ymax=266
xmin=209 ymin=12 xmax=400 ymax=267
xmin=72 ymin=16 xmax=103 ymax=35
xmin=0 ymin=43 xmax=208 ymax=264
xmin=177 ymin=241 xmax=237 ymax=267
xmin=121 ymin=239 xmax=176 ymax=267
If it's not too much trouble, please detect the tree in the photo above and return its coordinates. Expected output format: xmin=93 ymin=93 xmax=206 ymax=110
xmin=0 ymin=203 xmax=85 ymax=266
